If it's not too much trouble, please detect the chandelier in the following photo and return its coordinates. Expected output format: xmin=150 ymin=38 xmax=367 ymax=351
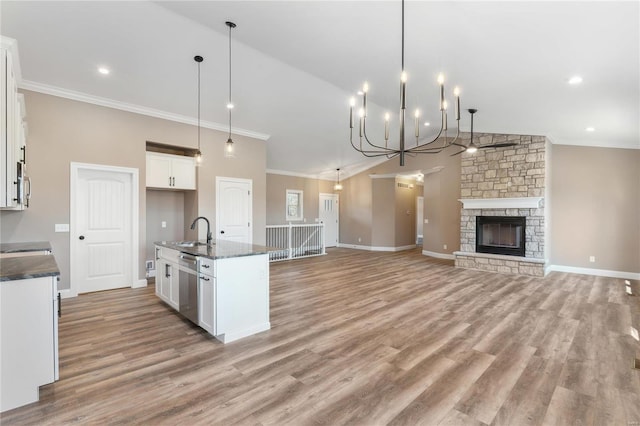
xmin=349 ymin=0 xmax=463 ymax=166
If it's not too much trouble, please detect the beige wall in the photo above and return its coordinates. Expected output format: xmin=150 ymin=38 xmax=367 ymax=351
xmin=550 ymin=145 xmax=640 ymax=273
xmin=339 ymin=171 xmax=373 ymax=246
xmin=341 ymin=148 xmax=461 ymax=254
xmin=265 ymin=173 xmax=334 ymax=225
xmin=145 ymin=190 xmax=185 ymax=265
xmin=0 ymin=90 xmax=267 ymax=290
xmin=371 ymin=178 xmax=395 ymax=247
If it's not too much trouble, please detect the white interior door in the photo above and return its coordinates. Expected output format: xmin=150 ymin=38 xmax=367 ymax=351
xmin=216 ymin=177 xmax=252 ymax=244
xmin=416 ymin=196 xmax=424 ymax=242
xmin=71 ymin=164 xmax=136 ymax=294
xmin=319 ymin=193 xmax=339 ymax=248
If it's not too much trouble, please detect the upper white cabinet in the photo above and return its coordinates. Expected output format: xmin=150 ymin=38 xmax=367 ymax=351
xmin=146 ymin=152 xmax=196 ymax=190
xmin=1 ymin=37 xmax=28 ymax=210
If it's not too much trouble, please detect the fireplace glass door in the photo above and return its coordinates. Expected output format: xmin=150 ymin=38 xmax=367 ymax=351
xmin=476 ymin=216 xmax=526 ymax=257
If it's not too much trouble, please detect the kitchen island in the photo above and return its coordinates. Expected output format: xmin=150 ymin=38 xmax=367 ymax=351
xmin=154 ymin=240 xmax=270 ymax=343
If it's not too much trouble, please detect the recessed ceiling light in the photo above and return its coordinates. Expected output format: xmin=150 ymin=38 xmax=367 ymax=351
xmin=98 ymin=67 xmax=110 ymax=75
xmin=585 ymin=127 xmax=595 ymax=132
xmin=568 ymin=75 xmax=583 ymax=85
xmin=423 ymin=122 xmax=430 ymax=126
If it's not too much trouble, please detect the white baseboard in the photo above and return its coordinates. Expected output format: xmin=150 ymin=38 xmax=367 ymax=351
xmin=133 ymin=279 xmax=148 ymax=288
xmin=215 ymin=322 xmax=271 ymax=344
xmin=547 ymin=264 xmax=640 ymax=280
xmin=422 ymin=250 xmax=455 ymax=260
xmin=337 ymin=243 xmax=417 ymax=252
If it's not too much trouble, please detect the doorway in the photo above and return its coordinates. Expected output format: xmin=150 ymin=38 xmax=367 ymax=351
xmin=319 ymin=193 xmax=339 ymax=248
xmin=416 ymin=196 xmax=424 ymax=244
xmin=216 ymin=177 xmax=252 ymax=244
xmin=70 ymin=163 xmax=139 ymax=296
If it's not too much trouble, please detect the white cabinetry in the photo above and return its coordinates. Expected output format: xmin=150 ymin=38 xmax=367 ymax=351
xmin=155 ymin=247 xmax=179 ymax=309
xmin=146 ymin=152 xmax=196 ymax=190
xmin=1 ymin=275 xmax=58 ymax=413
xmin=1 ymin=37 xmax=28 ymax=210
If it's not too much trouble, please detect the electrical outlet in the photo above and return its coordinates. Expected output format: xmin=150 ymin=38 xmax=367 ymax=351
xmin=145 ymin=260 xmax=154 ymax=270
xmin=161 ymin=221 xmax=167 ymax=228
xmin=424 ymin=219 xmax=429 ymax=224
xmin=358 ymin=237 xmax=362 ymax=243
xmin=443 ymin=244 xmax=447 ymax=250
xmin=589 ymin=256 xmax=595 ymax=263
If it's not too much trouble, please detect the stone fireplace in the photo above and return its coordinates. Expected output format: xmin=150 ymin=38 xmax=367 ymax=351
xmin=454 ymin=134 xmax=549 ymax=276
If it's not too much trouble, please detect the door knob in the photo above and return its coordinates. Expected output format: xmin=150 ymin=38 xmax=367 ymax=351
xmin=220 ymin=230 xmax=225 ymax=234
xmin=79 ymin=235 xmax=85 ymax=240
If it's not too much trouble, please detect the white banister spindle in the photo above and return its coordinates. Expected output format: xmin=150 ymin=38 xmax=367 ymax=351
xmin=265 ymin=223 xmax=326 ymax=262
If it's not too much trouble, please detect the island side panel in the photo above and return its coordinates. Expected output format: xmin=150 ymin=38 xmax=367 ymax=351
xmin=215 ymin=253 xmax=270 ymax=343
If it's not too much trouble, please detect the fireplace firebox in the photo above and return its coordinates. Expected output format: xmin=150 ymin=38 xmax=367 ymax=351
xmin=476 ymin=216 xmax=526 ymax=257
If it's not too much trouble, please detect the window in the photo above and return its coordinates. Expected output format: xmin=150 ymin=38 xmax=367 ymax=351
xmin=286 ymin=189 xmax=303 ymax=221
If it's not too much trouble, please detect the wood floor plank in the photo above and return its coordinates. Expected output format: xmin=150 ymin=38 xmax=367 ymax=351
xmin=1 ymin=248 xmax=638 ymax=425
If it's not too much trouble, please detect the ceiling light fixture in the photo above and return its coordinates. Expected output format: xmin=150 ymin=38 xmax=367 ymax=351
xmin=451 ymin=109 xmax=517 ymax=156
xmin=194 ymin=55 xmax=203 ymax=164
xmin=98 ymin=66 xmax=110 ymax=75
xmin=585 ymin=127 xmax=595 ymax=132
xmin=224 ymin=21 xmax=237 ymax=159
xmin=349 ymin=0 xmax=463 ymax=166
xmin=334 ymin=168 xmax=343 ymax=191
xmin=568 ymin=75 xmax=583 ymax=85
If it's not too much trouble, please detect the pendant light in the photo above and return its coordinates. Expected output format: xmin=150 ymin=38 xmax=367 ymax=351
xmin=224 ymin=21 xmax=236 ymax=158
xmin=334 ymin=168 xmax=343 ymax=191
xmin=194 ymin=55 xmax=203 ymax=164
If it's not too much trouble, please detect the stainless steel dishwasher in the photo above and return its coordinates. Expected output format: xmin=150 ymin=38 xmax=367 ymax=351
xmin=178 ymin=253 xmax=199 ymax=325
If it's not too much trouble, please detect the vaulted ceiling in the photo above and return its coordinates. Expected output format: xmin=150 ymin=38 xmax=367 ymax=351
xmin=2 ymin=1 xmax=638 ymax=178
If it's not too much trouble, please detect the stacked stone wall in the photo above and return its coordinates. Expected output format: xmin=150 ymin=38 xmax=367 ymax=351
xmin=454 ymin=133 xmax=547 ymax=277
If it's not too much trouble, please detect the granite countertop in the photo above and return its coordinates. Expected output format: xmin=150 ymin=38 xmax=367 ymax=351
xmin=155 ymin=240 xmax=272 ymax=260
xmin=0 ymin=255 xmax=60 ymax=282
xmin=0 ymin=241 xmax=52 ymax=254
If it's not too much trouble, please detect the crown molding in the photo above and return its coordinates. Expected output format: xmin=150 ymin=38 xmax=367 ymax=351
xmin=19 ymin=80 xmax=271 ymax=141
xmin=266 ymin=169 xmax=335 ymax=181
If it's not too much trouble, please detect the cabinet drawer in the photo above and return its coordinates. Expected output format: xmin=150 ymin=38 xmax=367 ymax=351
xmin=198 ymin=257 xmax=215 ymax=275
xmin=156 ymin=246 xmax=180 ymax=263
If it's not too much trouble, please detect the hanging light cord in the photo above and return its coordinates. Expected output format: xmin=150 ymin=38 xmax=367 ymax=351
xmin=197 ymin=59 xmax=201 ymax=151
xmin=228 ymin=22 xmax=233 ymax=140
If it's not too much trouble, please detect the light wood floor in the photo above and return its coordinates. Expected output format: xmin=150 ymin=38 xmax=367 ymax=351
xmin=2 ymin=248 xmax=639 ymax=425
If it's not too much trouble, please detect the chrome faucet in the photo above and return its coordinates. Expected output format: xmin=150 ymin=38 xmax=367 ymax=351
xmin=190 ymin=216 xmax=212 ymax=245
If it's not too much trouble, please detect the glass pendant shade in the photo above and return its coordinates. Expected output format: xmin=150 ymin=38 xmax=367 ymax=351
xmin=225 ymin=138 xmax=234 ymax=158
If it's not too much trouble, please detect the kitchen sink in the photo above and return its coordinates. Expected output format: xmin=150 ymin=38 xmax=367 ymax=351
xmin=175 ymin=241 xmax=211 ymax=247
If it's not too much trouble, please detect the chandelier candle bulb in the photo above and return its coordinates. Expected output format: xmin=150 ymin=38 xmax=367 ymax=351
xmin=454 ymin=87 xmax=461 ymax=121
xmin=359 ymin=108 xmax=365 ymax=137
xmin=349 ymin=97 xmax=355 ymax=129
xmin=414 ymin=110 xmax=420 ymax=138
xmin=384 ymin=113 xmax=390 ymax=141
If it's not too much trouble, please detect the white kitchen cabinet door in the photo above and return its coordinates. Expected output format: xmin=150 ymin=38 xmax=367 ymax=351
xmin=158 ymin=261 xmax=177 ymax=308
xmin=146 ymin=152 xmax=173 ymax=189
xmin=145 ymin=152 xmax=195 ymax=190
xmin=171 ymin=156 xmax=196 ymax=190
xmin=198 ymin=275 xmax=215 ymax=334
